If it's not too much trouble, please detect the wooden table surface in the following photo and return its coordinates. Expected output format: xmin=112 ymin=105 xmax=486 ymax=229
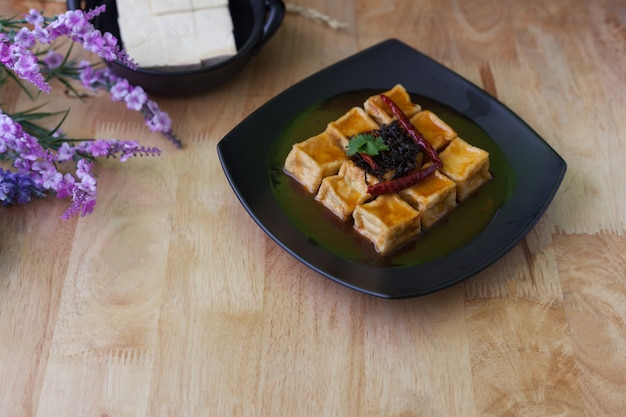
xmin=1 ymin=0 xmax=625 ymax=416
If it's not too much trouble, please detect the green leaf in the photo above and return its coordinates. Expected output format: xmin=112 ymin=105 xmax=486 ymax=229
xmin=346 ymin=133 xmax=389 ymax=156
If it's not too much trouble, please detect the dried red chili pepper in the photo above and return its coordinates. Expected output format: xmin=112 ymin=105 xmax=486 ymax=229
xmin=359 ymin=153 xmax=378 ymax=170
xmin=367 ymin=163 xmax=438 ymax=196
xmin=380 ymin=94 xmax=442 ymax=167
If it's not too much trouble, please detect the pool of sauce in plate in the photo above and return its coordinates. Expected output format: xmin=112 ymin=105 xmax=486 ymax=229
xmin=269 ymin=90 xmax=515 ymax=268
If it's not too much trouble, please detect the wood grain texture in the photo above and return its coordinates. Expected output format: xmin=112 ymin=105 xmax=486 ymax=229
xmin=1 ymin=0 xmax=625 ymax=416
xmin=556 ymin=233 xmax=626 ymax=416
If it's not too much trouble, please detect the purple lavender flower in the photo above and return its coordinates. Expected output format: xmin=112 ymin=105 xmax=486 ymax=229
xmin=42 ymin=50 xmax=64 ymax=70
xmin=14 ymin=27 xmax=36 ymax=49
xmin=56 ymin=142 xmax=76 ymax=162
xmin=31 ymin=25 xmax=50 ymax=45
xmin=0 ymin=41 xmax=50 ymax=92
xmin=1 ymin=6 xmax=137 ymax=95
xmin=146 ymin=109 xmax=173 ymax=133
xmin=0 ymin=114 xmax=18 ymax=151
xmin=59 ymin=159 xmax=97 ymax=220
xmin=109 ymin=77 xmax=131 ymax=100
xmin=0 ymin=111 xmax=47 ymax=161
xmin=75 ymin=139 xmax=161 ymax=161
xmin=80 ymin=139 xmax=111 ymax=157
xmin=77 ymin=60 xmax=102 ymax=86
xmin=76 ymin=64 xmax=182 ymax=148
xmin=76 ymin=158 xmax=91 ymax=178
xmin=61 ymin=186 xmax=97 ymax=220
xmin=40 ymin=166 xmax=63 ymax=190
xmin=10 ymin=129 xmax=47 ymax=162
xmin=0 ymin=168 xmax=45 ymax=205
xmin=124 ymin=86 xmax=148 ymax=111
xmin=43 ymin=6 xmax=136 ymax=69
xmin=24 ymin=9 xmax=45 ymax=27
xmin=13 ymin=48 xmax=41 ymax=79
xmin=0 ymin=37 xmax=10 ymax=61
xmin=54 ymin=173 xmax=76 ymax=199
xmin=1 ymin=7 xmax=174 ymax=220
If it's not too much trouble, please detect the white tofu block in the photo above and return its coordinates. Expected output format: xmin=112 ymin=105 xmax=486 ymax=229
xmin=194 ymin=7 xmax=233 ymax=37
xmin=116 ymin=0 xmax=237 ymax=68
xmin=117 ymin=17 xmax=153 ymax=48
xmin=122 ymin=39 xmax=167 ymax=68
xmin=161 ymin=34 xmax=202 ymax=66
xmin=149 ymin=0 xmax=193 ymax=15
xmin=194 ymin=8 xmax=237 ymax=59
xmin=116 ymin=0 xmax=151 ymax=19
xmin=157 ymin=12 xmax=197 ymax=40
xmin=191 ymin=0 xmax=229 ymax=10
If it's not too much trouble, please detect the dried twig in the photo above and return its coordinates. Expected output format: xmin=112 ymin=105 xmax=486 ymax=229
xmin=285 ymin=3 xmax=348 ymax=30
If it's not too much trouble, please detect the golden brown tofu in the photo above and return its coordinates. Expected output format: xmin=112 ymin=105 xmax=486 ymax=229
xmin=315 ymin=160 xmax=376 ymax=221
xmin=283 ymin=84 xmax=493 ymax=255
xmin=326 ymin=107 xmax=380 ymax=149
xmin=353 ymin=193 xmax=422 ymax=254
xmin=399 ymin=169 xmax=457 ymax=228
xmin=364 ymin=84 xmax=422 ymax=125
xmin=409 ymin=110 xmax=457 ymax=151
xmin=439 ymin=137 xmax=492 ymax=201
xmin=284 ymin=131 xmax=348 ymax=194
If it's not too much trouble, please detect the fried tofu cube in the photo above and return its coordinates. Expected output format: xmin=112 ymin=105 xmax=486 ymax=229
xmin=353 ymin=193 xmax=422 ymax=254
xmin=315 ymin=160 xmax=375 ymax=221
xmin=284 ymin=132 xmax=348 ymax=194
xmin=326 ymin=107 xmax=380 ymax=149
xmin=399 ymin=169 xmax=457 ymax=228
xmin=409 ymin=110 xmax=457 ymax=151
xmin=439 ymin=137 xmax=492 ymax=201
xmin=364 ymin=84 xmax=421 ymax=125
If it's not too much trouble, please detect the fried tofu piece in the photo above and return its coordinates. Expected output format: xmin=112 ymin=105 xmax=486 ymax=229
xmin=315 ymin=160 xmax=375 ymax=221
xmin=326 ymin=107 xmax=380 ymax=149
xmin=439 ymin=137 xmax=492 ymax=201
xmin=399 ymin=169 xmax=457 ymax=228
xmin=284 ymin=132 xmax=347 ymax=194
xmin=364 ymin=84 xmax=421 ymax=125
xmin=353 ymin=193 xmax=422 ymax=254
xmin=409 ymin=110 xmax=457 ymax=151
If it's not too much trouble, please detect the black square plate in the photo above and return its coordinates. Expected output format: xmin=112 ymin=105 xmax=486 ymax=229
xmin=217 ymin=39 xmax=566 ymax=298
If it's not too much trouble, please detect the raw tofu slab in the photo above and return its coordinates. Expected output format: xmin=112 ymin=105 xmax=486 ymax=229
xmin=117 ymin=16 xmax=153 ymax=48
xmin=191 ymin=0 xmax=229 ymax=10
xmin=149 ymin=0 xmax=193 ymax=15
xmin=117 ymin=0 xmax=236 ymax=68
xmin=157 ymin=12 xmax=197 ymax=39
xmin=194 ymin=7 xmax=237 ymax=60
xmin=119 ymin=37 xmax=165 ymax=68
xmin=161 ymin=34 xmax=203 ymax=67
xmin=116 ymin=0 xmax=151 ymax=19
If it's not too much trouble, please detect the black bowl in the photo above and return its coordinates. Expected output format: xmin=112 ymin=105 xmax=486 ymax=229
xmin=67 ymin=0 xmax=285 ymax=96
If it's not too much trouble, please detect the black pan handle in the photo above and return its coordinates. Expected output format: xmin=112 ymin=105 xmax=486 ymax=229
xmin=254 ymin=0 xmax=285 ymax=52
